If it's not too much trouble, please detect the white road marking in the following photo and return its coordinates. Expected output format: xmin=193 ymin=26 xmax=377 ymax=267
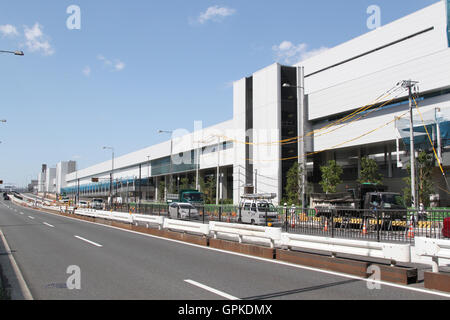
xmin=43 ymin=222 xmax=55 ymax=228
xmin=0 ymin=229 xmax=33 ymax=300
xmin=14 ymin=200 xmax=450 ymax=299
xmin=20 ymin=212 xmax=24 ymax=215
xmin=28 ymin=216 xmax=35 ymax=220
xmin=74 ymin=235 xmax=102 ymax=247
xmin=185 ymin=279 xmax=239 ymax=300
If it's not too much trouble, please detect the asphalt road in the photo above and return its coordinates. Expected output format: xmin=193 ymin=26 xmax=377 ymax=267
xmin=0 ymin=199 xmax=449 ymax=300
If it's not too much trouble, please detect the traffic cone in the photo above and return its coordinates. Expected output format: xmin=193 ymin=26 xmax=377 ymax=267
xmin=361 ymin=220 xmax=368 ymax=235
xmin=323 ymin=219 xmax=328 ymax=232
xmin=406 ymin=224 xmax=415 ymax=239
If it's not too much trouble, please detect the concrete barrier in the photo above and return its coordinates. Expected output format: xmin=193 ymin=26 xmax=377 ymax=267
xmin=209 ymin=222 xmax=282 ymax=248
xmin=280 ymin=233 xmax=411 ymax=265
xmin=132 ymin=214 xmax=165 ymax=230
xmin=163 ymin=219 xmax=209 ymax=236
xmin=415 ymin=237 xmax=450 ymax=272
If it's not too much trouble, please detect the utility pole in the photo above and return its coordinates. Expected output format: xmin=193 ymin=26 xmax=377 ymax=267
xmin=402 ymin=80 xmax=419 ymax=209
xmin=297 ymin=66 xmax=307 ymax=208
xmin=435 ymin=108 xmax=443 ymax=164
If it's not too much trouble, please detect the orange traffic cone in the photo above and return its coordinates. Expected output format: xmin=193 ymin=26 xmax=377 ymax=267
xmin=406 ymin=224 xmax=415 ymax=239
xmin=323 ymin=219 xmax=328 ymax=232
xmin=361 ymin=220 xmax=368 ymax=235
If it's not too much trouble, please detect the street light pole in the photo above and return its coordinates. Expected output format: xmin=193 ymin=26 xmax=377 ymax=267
xmin=0 ymin=50 xmax=24 ymax=56
xmin=158 ymin=130 xmax=173 ymax=197
xmin=103 ymin=146 xmax=114 ymax=206
xmin=216 ymin=136 xmax=221 ymax=205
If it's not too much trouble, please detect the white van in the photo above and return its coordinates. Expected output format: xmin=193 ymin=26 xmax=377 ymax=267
xmin=239 ymin=194 xmax=280 ymax=226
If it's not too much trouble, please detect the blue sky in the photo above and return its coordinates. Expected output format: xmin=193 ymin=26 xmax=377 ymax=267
xmin=0 ymin=0 xmax=439 ymax=187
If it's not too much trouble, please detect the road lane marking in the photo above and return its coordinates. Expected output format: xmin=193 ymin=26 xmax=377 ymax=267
xmin=74 ymin=235 xmax=102 ymax=247
xmin=0 ymin=229 xmax=33 ymax=300
xmin=43 ymin=222 xmax=55 ymax=228
xmin=20 ymin=212 xmax=24 ymax=215
xmin=15 ymin=200 xmax=450 ymax=299
xmin=184 ymin=279 xmax=239 ymax=300
xmin=28 ymin=216 xmax=35 ymax=220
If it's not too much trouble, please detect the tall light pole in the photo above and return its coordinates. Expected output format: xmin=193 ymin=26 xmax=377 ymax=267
xmin=0 ymin=50 xmax=24 ymax=57
xmin=401 ymin=80 xmax=419 ymax=209
xmin=158 ymin=130 xmax=173 ymax=196
xmin=103 ymin=146 xmax=114 ymax=206
xmin=196 ymin=142 xmax=201 ymax=191
xmin=216 ymin=136 xmax=221 ymax=205
xmin=283 ymin=65 xmax=307 ymax=207
xmin=147 ymin=156 xmax=151 ymax=179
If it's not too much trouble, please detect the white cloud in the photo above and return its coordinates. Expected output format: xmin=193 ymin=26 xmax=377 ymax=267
xmin=114 ymin=60 xmax=125 ymax=71
xmin=272 ymin=41 xmax=328 ymax=65
xmin=82 ymin=66 xmax=91 ymax=77
xmin=197 ymin=5 xmax=236 ymax=24
xmin=0 ymin=24 xmax=19 ymax=37
xmin=23 ymin=23 xmax=54 ymax=56
xmin=97 ymin=54 xmax=125 ymax=72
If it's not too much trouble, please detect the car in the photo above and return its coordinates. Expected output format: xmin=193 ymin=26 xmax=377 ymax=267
xmin=3 ymin=195 xmax=10 ymax=201
xmin=78 ymin=200 xmax=89 ymax=208
xmin=168 ymin=202 xmax=199 ymax=220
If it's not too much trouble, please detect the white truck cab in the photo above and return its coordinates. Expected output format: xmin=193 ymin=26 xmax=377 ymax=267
xmin=239 ymin=193 xmax=280 ymax=226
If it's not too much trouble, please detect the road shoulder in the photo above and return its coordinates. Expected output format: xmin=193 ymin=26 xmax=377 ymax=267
xmin=0 ymin=228 xmax=33 ymax=300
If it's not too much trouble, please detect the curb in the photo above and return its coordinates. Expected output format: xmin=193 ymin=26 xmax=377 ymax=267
xmin=0 ymin=229 xmax=33 ymax=300
xmin=14 ymin=200 xmax=440 ymax=291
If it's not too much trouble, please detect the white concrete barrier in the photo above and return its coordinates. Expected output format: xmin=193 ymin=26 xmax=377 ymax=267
xmin=132 ymin=214 xmax=165 ymax=230
xmin=163 ymin=219 xmax=209 ymax=236
xmin=110 ymin=211 xmax=133 ymax=223
xmin=74 ymin=208 xmax=98 ymax=218
xmin=209 ymin=222 xmax=282 ymax=248
xmin=280 ymin=233 xmax=411 ymax=264
xmin=415 ymin=237 xmax=450 ymax=272
xmin=94 ymin=210 xmax=132 ymax=223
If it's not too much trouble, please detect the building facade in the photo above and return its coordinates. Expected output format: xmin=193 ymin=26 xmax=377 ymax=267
xmin=57 ymin=1 xmax=450 ymax=206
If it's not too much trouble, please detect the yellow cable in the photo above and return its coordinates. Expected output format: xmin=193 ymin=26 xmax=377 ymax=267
xmin=413 ymin=97 xmax=445 ymax=173
xmin=279 ymin=89 xmax=404 ymax=147
xmin=220 ymin=85 xmax=401 ymax=146
xmin=247 ymin=111 xmax=409 ymax=162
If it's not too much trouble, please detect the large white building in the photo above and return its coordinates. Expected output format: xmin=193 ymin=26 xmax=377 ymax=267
xmin=59 ymin=1 xmax=450 ymax=206
xmin=56 ymin=161 xmax=77 ymax=194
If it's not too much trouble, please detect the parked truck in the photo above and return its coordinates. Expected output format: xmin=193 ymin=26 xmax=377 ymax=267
xmin=166 ymin=189 xmax=204 ymax=206
xmin=310 ymin=183 xmax=407 ymax=220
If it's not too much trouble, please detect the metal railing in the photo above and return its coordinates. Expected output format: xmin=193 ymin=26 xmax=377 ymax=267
xmin=97 ymin=202 xmax=450 ymax=243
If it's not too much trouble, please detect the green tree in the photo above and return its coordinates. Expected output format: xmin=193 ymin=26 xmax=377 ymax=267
xmin=319 ymin=160 xmax=343 ymax=194
xmin=179 ymin=176 xmax=191 ymax=191
xmin=284 ymin=162 xmax=303 ymax=206
xmin=158 ymin=180 xmax=166 ymax=202
xmin=403 ymin=151 xmax=434 ymax=207
xmin=358 ymin=157 xmax=382 ymax=185
xmin=200 ymin=175 xmax=216 ymax=204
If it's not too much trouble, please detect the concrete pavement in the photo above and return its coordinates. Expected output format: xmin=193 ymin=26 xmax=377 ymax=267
xmin=0 ymin=199 xmax=449 ymax=300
